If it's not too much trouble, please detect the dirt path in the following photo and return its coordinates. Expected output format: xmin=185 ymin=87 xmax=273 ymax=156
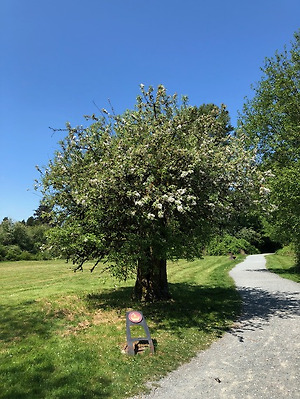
xmin=132 ymin=254 xmax=300 ymax=398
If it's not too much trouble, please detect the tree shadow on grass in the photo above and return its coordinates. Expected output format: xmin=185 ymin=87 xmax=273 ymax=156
xmin=0 ymin=302 xmax=53 ymax=343
xmin=85 ymin=279 xmax=300 ymax=342
xmin=0 ymin=362 xmax=112 ymax=399
xmin=85 ymin=282 xmax=242 ymax=338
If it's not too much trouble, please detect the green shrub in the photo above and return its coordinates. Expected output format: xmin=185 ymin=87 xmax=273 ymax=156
xmin=35 ymin=250 xmax=54 ymax=260
xmin=206 ymin=234 xmax=259 ymax=256
xmin=19 ymin=251 xmax=34 ymax=261
xmin=4 ymin=245 xmax=23 ymax=261
xmin=276 ymin=244 xmax=295 ymax=257
xmin=0 ymin=245 xmax=6 ymax=261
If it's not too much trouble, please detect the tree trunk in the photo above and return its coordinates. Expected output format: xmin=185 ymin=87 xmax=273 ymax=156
xmin=133 ymin=253 xmax=171 ymax=302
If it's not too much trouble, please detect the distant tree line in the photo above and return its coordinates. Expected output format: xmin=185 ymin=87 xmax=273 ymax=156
xmin=0 ymin=205 xmax=52 ymax=261
xmin=0 ymin=213 xmax=279 ymax=262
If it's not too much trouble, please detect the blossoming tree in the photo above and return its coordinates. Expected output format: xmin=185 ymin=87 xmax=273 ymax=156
xmin=39 ymin=85 xmax=260 ymax=301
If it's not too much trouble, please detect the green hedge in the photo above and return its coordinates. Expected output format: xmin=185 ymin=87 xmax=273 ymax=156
xmin=0 ymin=245 xmax=52 ymax=261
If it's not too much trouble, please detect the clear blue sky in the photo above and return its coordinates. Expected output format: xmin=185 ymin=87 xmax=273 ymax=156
xmin=0 ymin=0 xmax=299 ymax=221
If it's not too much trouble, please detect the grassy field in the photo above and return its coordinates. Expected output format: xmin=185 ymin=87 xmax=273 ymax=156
xmin=266 ymin=254 xmax=300 ymax=283
xmin=0 ymin=256 xmax=242 ymax=398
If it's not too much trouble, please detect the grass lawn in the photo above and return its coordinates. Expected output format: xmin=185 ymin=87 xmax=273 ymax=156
xmin=0 ymin=256 xmax=243 ymax=398
xmin=266 ymin=255 xmax=300 ymax=283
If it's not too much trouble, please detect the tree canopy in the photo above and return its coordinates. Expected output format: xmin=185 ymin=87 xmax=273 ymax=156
xmin=39 ymin=85 xmax=262 ymax=301
xmin=238 ymin=29 xmax=300 ymax=265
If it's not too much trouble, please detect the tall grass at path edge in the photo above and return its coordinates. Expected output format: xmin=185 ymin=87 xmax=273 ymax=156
xmin=266 ymin=254 xmax=300 ymax=283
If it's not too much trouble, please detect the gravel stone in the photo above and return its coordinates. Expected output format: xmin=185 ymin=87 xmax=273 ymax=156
xmin=131 ymin=254 xmax=300 ymax=399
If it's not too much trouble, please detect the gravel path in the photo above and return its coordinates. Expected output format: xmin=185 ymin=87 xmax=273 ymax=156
xmin=132 ymin=254 xmax=300 ymax=399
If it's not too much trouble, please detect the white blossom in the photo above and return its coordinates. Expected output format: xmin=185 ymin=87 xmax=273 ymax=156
xmin=180 ymin=171 xmax=189 ymax=178
xmin=165 ymin=195 xmax=175 ymax=203
xmin=147 ymin=213 xmax=155 ymax=220
xmin=180 ymin=170 xmax=193 ymax=178
xmin=158 ymin=210 xmax=164 ymax=218
xmin=89 ymin=178 xmax=99 ymax=185
xmin=134 ymin=196 xmax=149 ymax=206
xmin=259 ymin=186 xmax=271 ymax=195
xmin=187 ymin=195 xmax=196 ymax=201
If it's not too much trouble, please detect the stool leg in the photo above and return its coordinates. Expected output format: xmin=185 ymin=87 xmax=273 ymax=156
xmin=149 ymin=339 xmax=155 ymax=354
xmin=127 ymin=341 xmax=135 ymax=355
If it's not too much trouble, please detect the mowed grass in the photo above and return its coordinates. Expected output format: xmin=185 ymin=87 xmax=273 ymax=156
xmin=0 ymin=256 xmax=243 ymax=399
xmin=266 ymin=255 xmax=300 ymax=283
